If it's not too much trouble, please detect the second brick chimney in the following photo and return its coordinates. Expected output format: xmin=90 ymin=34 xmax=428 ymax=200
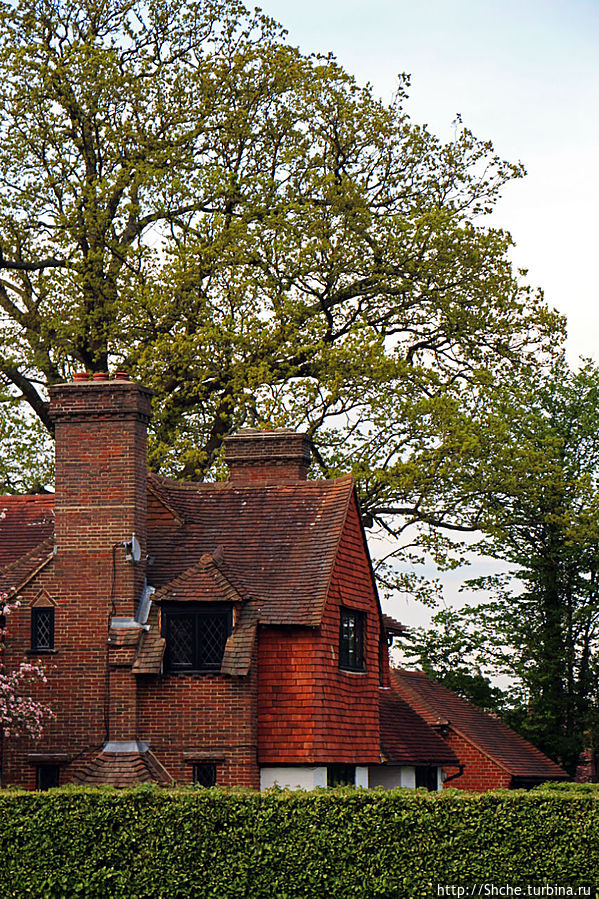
xmin=224 ymin=429 xmax=312 ymax=485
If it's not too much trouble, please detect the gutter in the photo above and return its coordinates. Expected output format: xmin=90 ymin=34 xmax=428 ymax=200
xmin=443 ymin=764 xmax=466 ymax=784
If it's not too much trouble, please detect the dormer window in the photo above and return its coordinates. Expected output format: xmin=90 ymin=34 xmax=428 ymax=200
xmin=339 ymin=608 xmax=366 ymax=671
xmin=163 ymin=604 xmax=231 ymax=673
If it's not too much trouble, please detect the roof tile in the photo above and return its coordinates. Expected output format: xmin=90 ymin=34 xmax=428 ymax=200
xmin=379 ymin=690 xmax=459 ymax=765
xmin=0 ymin=496 xmax=54 ymax=571
xmin=392 ymin=670 xmax=568 ymax=779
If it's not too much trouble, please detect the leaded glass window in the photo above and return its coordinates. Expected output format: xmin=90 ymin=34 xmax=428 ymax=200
xmin=339 ymin=608 xmax=365 ymax=671
xmin=164 ymin=604 xmax=231 ymax=673
xmin=31 ymin=606 xmax=54 ymax=651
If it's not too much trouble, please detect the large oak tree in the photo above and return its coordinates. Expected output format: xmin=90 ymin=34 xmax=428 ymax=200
xmin=0 ymin=0 xmax=560 ymax=547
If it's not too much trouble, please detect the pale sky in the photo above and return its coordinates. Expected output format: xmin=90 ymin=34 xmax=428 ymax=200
xmin=257 ymin=0 xmax=599 ymax=629
xmin=257 ymin=0 xmax=599 ymax=363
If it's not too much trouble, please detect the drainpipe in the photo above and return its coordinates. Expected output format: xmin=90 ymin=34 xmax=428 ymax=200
xmin=443 ymin=764 xmax=465 ymax=784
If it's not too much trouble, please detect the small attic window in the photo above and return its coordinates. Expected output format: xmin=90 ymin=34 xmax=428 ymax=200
xmin=163 ymin=604 xmax=231 ymax=673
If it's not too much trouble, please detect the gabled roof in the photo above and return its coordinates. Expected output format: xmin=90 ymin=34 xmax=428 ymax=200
xmin=379 ymin=690 xmax=459 ymax=766
xmin=0 ymin=496 xmax=54 ymax=571
xmin=152 ymin=552 xmax=244 ymax=605
xmin=146 ymin=473 xmax=355 ymax=626
xmin=1 ymin=473 xmax=356 ymax=627
xmin=392 ymin=670 xmax=568 ymax=780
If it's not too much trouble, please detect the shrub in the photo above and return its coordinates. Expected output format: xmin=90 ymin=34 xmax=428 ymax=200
xmin=0 ymin=786 xmax=596 ymax=898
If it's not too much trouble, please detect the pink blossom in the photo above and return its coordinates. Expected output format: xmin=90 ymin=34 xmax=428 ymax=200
xmin=0 ymin=590 xmax=53 ymax=738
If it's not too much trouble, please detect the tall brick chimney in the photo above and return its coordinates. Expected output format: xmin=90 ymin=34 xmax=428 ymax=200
xmin=224 ymin=429 xmax=312 ymax=485
xmin=49 ymin=373 xmax=153 ymax=617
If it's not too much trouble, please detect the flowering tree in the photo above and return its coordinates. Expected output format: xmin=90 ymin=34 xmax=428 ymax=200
xmin=0 ymin=592 xmax=53 ymax=739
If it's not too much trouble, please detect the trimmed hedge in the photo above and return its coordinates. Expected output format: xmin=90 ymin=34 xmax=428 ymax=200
xmin=0 ymin=785 xmax=598 ymax=898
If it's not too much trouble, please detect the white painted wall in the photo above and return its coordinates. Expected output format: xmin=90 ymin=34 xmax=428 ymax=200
xmin=260 ymin=766 xmax=327 ymax=790
xmin=261 ymin=764 xmax=440 ymax=791
xmin=355 ymin=766 xmax=369 ymax=787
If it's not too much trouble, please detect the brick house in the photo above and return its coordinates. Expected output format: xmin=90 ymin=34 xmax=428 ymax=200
xmin=391 ymin=670 xmax=568 ymax=790
xmin=0 ymin=374 xmax=457 ymax=790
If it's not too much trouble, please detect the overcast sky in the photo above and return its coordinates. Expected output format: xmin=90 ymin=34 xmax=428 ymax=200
xmin=257 ymin=0 xmax=599 ymax=364
xmin=256 ymin=0 xmax=599 ymax=628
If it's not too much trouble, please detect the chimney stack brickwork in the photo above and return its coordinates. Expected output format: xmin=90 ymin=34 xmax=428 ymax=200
xmin=44 ymin=377 xmax=153 ymax=761
xmin=224 ymin=429 xmax=312 ymax=485
xmin=49 ymin=378 xmax=153 ymax=618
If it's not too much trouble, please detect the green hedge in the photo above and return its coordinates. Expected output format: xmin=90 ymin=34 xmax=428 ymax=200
xmin=1 ymin=785 xmax=598 ymax=898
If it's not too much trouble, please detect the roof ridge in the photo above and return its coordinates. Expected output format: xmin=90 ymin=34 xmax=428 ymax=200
xmin=391 ymin=670 xmax=450 ymax=726
xmin=149 ymin=472 xmax=355 ymax=492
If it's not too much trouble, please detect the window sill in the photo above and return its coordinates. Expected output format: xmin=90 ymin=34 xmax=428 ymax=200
xmin=165 ymin=668 xmax=222 ymax=676
xmin=27 ymin=649 xmax=58 ymax=656
xmin=339 ymin=666 xmax=367 ymax=675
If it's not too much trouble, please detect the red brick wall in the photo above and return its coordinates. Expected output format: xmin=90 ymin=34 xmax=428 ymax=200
xmin=2 ymin=379 xmax=154 ymax=788
xmin=257 ymin=494 xmax=381 ymax=765
xmin=443 ymin=730 xmax=512 ymax=791
xmin=137 ymin=663 xmax=259 ymax=788
xmin=1 ymin=570 xmax=260 ymax=788
xmin=2 ymin=564 xmax=108 ymax=789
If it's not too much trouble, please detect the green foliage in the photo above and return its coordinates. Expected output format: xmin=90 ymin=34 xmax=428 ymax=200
xmin=0 ymin=786 xmax=597 ymax=897
xmin=0 ymin=0 xmax=561 ymax=544
xmin=405 ymin=360 xmax=599 ymax=772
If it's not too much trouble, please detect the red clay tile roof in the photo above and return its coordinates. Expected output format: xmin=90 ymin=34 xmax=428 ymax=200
xmin=379 ymin=690 xmax=459 ymax=766
xmin=382 ymin=614 xmax=406 ymax=636
xmin=0 ymin=496 xmax=54 ymax=571
xmin=221 ymin=603 xmax=258 ymax=676
xmin=392 ymin=670 xmax=568 ymax=780
xmin=1 ymin=473 xmax=355 ymax=627
xmin=132 ymin=604 xmax=165 ymax=675
xmin=152 ymin=552 xmax=244 ymax=605
xmin=146 ymin=473 xmax=354 ymax=626
xmin=71 ymin=748 xmax=173 ymax=786
xmin=0 ymin=536 xmax=54 ymax=595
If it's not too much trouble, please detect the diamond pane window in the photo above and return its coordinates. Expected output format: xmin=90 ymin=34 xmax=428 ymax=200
xmin=167 ymin=615 xmax=195 ymax=668
xmin=339 ymin=608 xmax=365 ymax=671
xmin=164 ymin=604 xmax=231 ymax=673
xmin=31 ymin=607 xmax=54 ymax=651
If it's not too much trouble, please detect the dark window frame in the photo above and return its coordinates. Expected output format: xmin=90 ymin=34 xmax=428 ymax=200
xmin=339 ymin=608 xmax=366 ymax=671
xmin=162 ymin=603 xmax=232 ymax=674
xmin=36 ymin=764 xmax=60 ymax=790
xmin=31 ymin=606 xmax=55 ymax=652
xmin=415 ymin=766 xmax=438 ymax=791
xmin=193 ymin=763 xmax=217 ymax=787
xmin=327 ymin=764 xmax=356 ymax=787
